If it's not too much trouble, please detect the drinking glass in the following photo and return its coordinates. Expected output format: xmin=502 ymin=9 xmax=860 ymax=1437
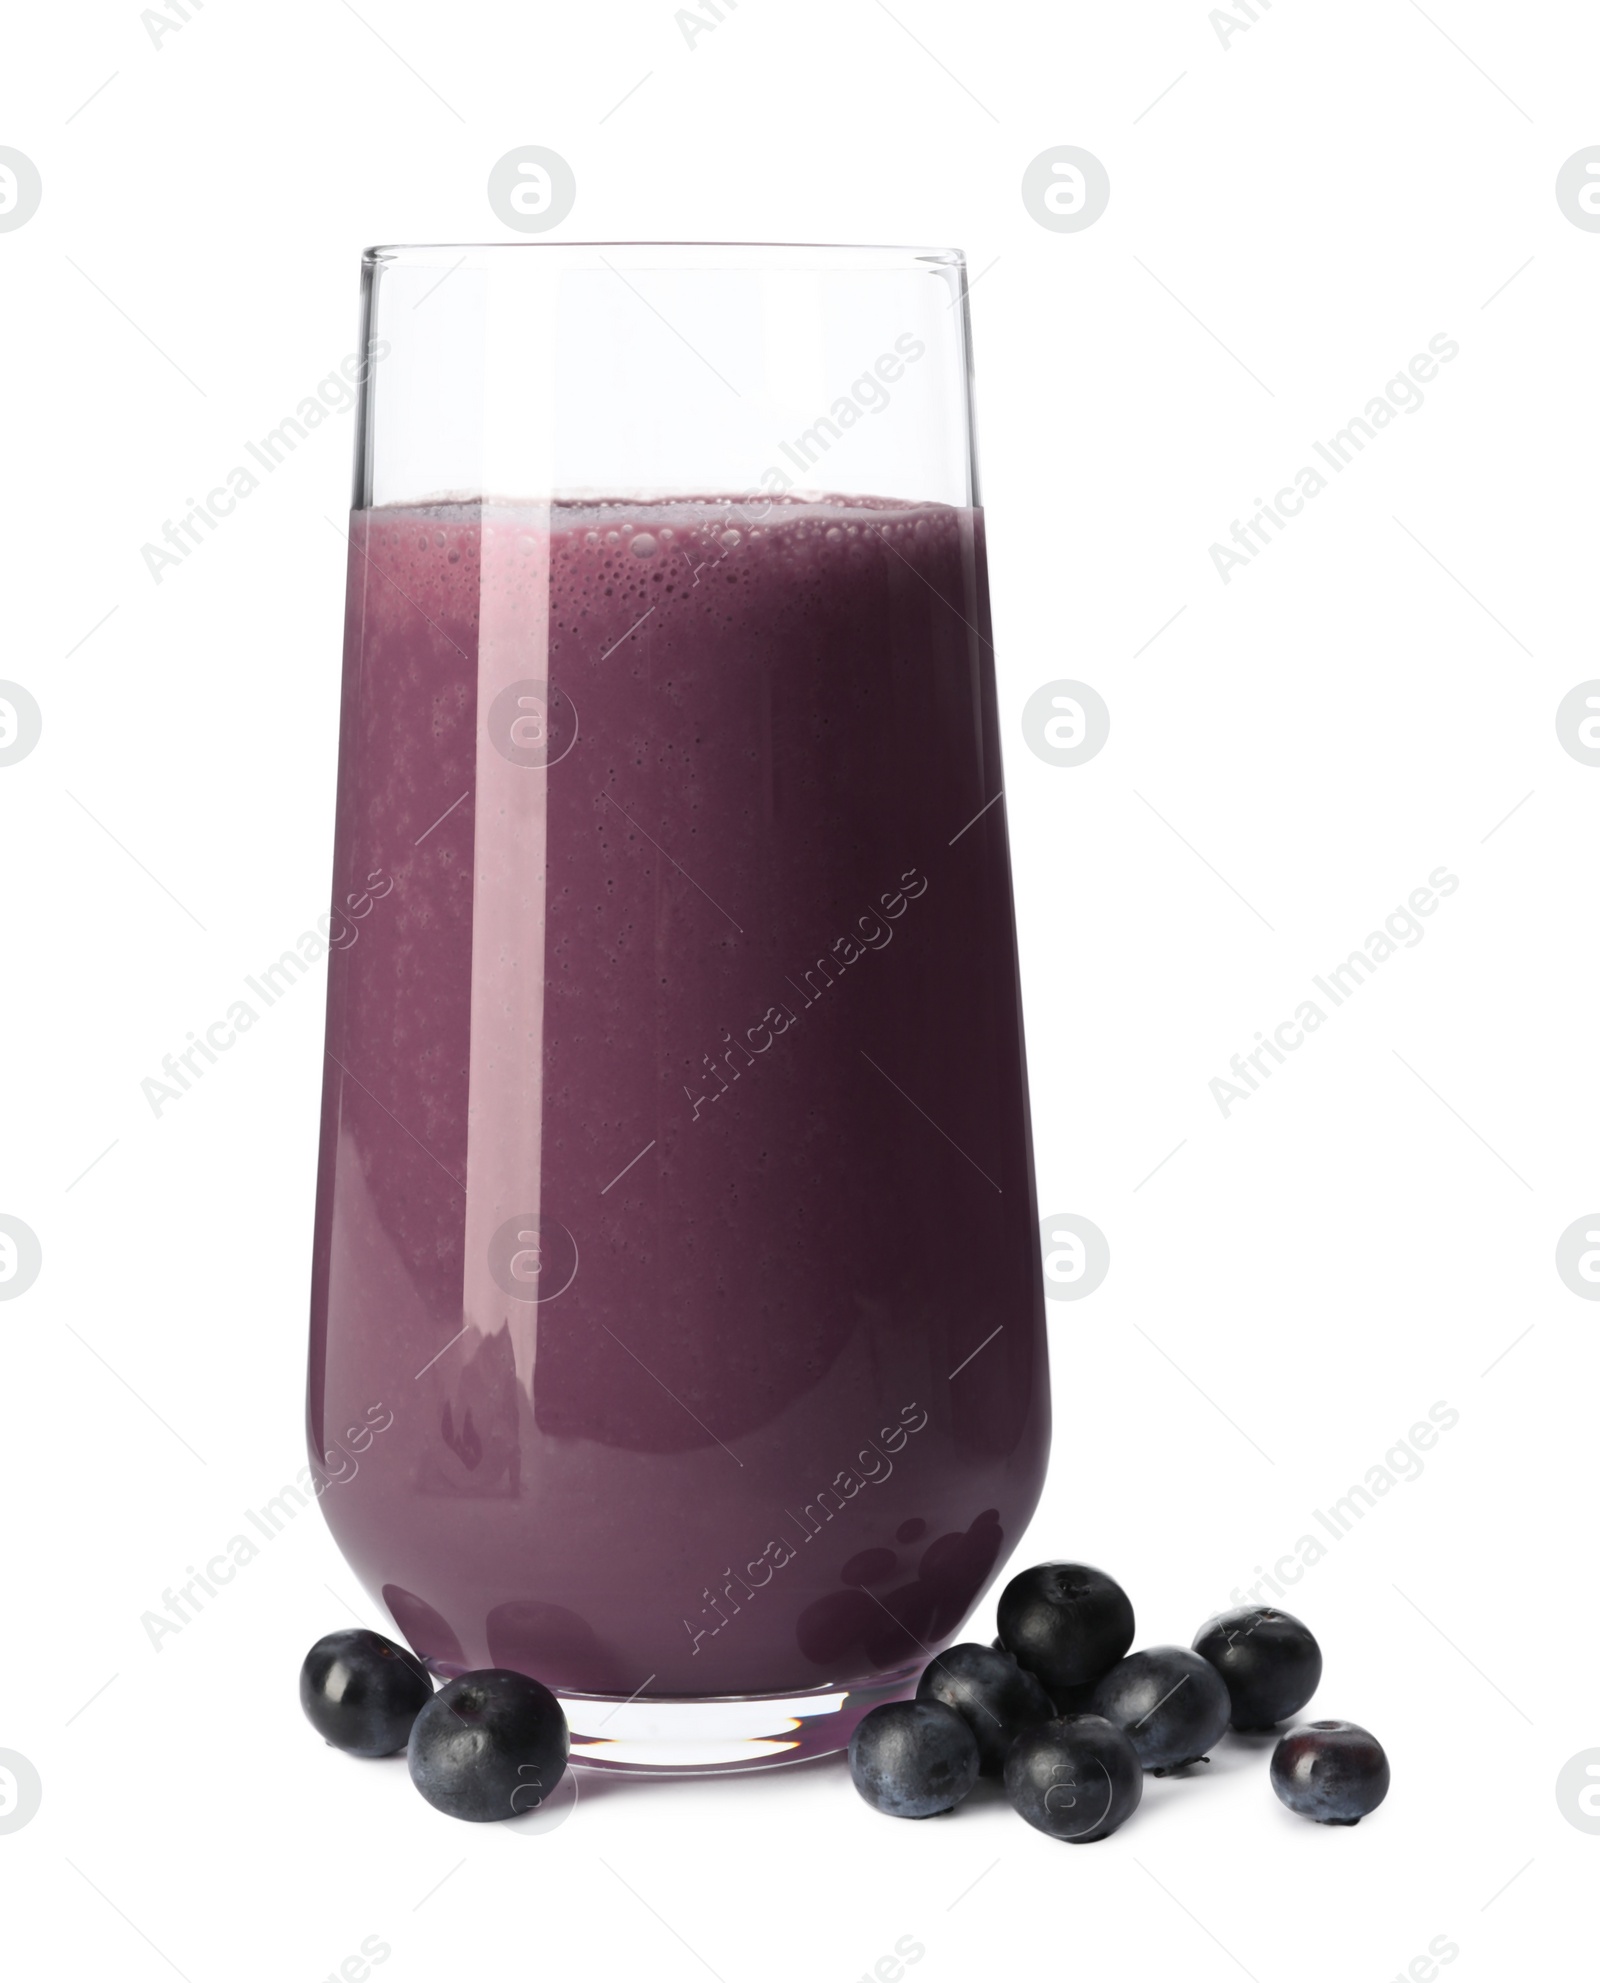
xmin=308 ymin=243 xmax=1049 ymax=1772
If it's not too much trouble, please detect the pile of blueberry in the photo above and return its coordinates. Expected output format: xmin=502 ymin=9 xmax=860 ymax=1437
xmin=299 ymin=1562 xmax=1388 ymax=1836
xmin=849 ymin=1562 xmax=1390 ymax=1841
xmin=300 ymin=1630 xmax=570 ymax=1823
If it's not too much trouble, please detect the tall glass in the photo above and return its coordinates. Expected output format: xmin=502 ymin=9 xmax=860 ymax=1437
xmin=308 ymin=244 xmax=1049 ymax=1772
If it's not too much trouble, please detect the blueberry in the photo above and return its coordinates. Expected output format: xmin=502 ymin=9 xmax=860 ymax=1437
xmin=300 ymin=1628 xmax=433 ymax=1757
xmin=915 ymin=1642 xmax=1054 ymax=1775
xmin=996 ymin=1562 xmax=1135 ymax=1692
xmin=1192 ymin=1605 xmax=1322 ymax=1729
xmin=1004 ymin=1714 xmax=1143 ymax=1843
xmin=1089 ymin=1647 xmax=1231 ymax=1773
xmin=1271 ymin=1720 xmax=1390 ymax=1825
xmin=407 ymin=1668 xmax=569 ymax=1822
xmin=848 ymin=1700 xmax=980 ymax=1818
xmin=1046 ymin=1679 xmax=1103 ymax=1718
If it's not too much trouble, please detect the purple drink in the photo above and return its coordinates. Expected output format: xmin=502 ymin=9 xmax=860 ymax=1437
xmin=309 ymin=493 xmax=1048 ymax=1765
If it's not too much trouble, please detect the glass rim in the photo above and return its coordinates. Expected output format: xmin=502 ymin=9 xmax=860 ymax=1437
xmin=363 ymin=241 xmax=966 ymax=269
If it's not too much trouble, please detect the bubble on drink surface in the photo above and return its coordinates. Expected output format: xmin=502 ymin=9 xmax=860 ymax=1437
xmin=630 ymin=534 xmax=657 ymax=557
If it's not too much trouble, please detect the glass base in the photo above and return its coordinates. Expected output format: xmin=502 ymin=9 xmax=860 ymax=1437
xmin=558 ymin=1665 xmax=921 ymax=1774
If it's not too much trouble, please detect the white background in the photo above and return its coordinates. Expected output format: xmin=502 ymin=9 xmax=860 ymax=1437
xmin=2 ymin=2 xmax=1595 ymax=1978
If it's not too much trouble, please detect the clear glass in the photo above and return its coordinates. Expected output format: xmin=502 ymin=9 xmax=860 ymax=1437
xmin=308 ymin=243 xmax=1049 ymax=1772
